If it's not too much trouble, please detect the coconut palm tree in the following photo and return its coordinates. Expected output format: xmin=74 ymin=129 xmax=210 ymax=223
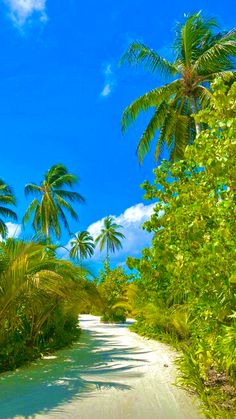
xmin=95 ymin=216 xmax=125 ymax=266
xmin=0 ymin=179 xmax=17 ymax=239
xmin=23 ymin=164 xmax=85 ymax=242
xmin=122 ymin=11 xmax=236 ymax=162
xmin=69 ymin=231 xmax=95 ymax=265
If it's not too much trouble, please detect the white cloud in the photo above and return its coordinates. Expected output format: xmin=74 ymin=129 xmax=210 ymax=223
xmin=101 ymin=83 xmax=112 ymax=97
xmin=6 ymin=222 xmax=21 ymax=238
xmin=87 ymin=202 xmax=157 ymax=262
xmin=4 ymin=0 xmax=47 ymax=26
xmin=100 ymin=63 xmax=116 ymax=98
xmin=104 ymin=64 xmax=112 ymax=76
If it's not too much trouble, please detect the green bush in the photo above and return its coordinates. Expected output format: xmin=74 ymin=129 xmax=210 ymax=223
xmin=127 ymin=79 xmax=236 ymax=417
xmin=0 ymin=239 xmax=90 ymax=372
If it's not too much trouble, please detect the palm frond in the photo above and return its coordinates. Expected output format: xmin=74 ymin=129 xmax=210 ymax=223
xmin=51 ymin=174 xmax=78 ymax=188
xmin=55 ymin=189 xmax=85 ymax=203
xmin=204 ymin=70 xmax=236 ymax=83
xmin=57 ymin=206 xmax=70 ymax=233
xmin=122 ymin=80 xmax=180 ymax=132
xmin=25 ymin=184 xmax=42 ymax=197
xmin=171 ymin=114 xmax=192 ymax=160
xmin=45 ymin=164 xmax=67 ymax=184
xmin=121 ymin=41 xmax=176 ymax=76
xmin=0 ymin=195 xmax=16 ymax=205
xmin=194 ymin=29 xmax=236 ymax=73
xmin=136 ymin=101 xmax=170 ymax=163
xmin=0 ymin=207 xmax=17 ymax=221
xmin=174 ymin=12 xmax=219 ymax=63
xmin=195 ymin=85 xmax=213 ymax=108
xmin=56 ymin=195 xmax=79 ymax=220
xmin=0 ymin=219 xmax=8 ymax=239
xmin=0 ymin=180 xmax=15 ymax=196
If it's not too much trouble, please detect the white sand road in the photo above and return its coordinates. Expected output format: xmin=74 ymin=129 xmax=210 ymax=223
xmin=0 ymin=314 xmax=203 ymax=419
xmin=35 ymin=314 xmax=203 ymax=419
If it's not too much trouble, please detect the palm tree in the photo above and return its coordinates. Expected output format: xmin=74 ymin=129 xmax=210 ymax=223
xmin=95 ymin=216 xmax=125 ymax=266
xmin=122 ymin=11 xmax=236 ymax=162
xmin=23 ymin=164 xmax=85 ymax=242
xmin=69 ymin=231 xmax=95 ymax=265
xmin=0 ymin=237 xmax=100 ymax=366
xmin=0 ymin=179 xmax=17 ymax=239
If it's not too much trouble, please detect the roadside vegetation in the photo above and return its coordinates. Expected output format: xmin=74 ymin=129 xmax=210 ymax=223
xmin=0 ymin=238 xmax=95 ymax=372
xmin=125 ymin=80 xmax=236 ymax=417
xmin=117 ymin=12 xmax=236 ymax=417
xmin=94 ymin=77 xmax=236 ymax=418
xmin=0 ymin=164 xmax=100 ymax=373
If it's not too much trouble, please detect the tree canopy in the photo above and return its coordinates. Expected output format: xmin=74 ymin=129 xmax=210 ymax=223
xmin=122 ymin=12 xmax=236 ymax=163
xmin=95 ymin=216 xmax=125 ymax=265
xmin=23 ymin=164 xmax=85 ymax=241
xmin=127 ymin=79 xmax=236 ymax=415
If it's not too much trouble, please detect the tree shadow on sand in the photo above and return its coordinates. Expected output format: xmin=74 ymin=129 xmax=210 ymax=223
xmin=0 ymin=321 xmax=150 ymax=418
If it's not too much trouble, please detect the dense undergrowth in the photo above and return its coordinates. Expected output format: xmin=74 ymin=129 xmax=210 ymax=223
xmin=124 ymin=80 xmax=236 ymax=418
xmin=0 ymin=238 xmax=99 ymax=372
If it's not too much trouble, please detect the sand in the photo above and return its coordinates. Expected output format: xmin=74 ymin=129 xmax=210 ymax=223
xmin=36 ymin=314 xmax=203 ymax=419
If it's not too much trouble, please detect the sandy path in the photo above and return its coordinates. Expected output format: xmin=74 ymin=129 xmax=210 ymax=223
xmin=37 ymin=314 xmax=203 ymax=419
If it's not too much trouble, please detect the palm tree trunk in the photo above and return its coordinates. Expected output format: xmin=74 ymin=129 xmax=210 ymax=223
xmin=106 ymin=242 xmax=110 ymax=271
xmin=191 ymin=98 xmax=201 ymax=135
xmin=45 ymin=218 xmax=50 ymax=244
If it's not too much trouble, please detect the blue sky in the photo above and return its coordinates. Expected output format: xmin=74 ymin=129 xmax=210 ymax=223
xmin=0 ymin=0 xmax=235 ymax=266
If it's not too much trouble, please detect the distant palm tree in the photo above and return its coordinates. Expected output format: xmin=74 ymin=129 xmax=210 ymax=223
xmin=23 ymin=164 xmax=85 ymax=242
xmin=69 ymin=231 xmax=95 ymax=265
xmin=122 ymin=11 xmax=236 ymax=162
xmin=95 ymin=216 xmax=125 ymax=266
xmin=0 ymin=179 xmax=17 ymax=239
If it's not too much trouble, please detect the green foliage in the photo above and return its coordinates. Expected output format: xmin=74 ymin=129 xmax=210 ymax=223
xmin=95 ymin=216 xmax=125 ymax=266
xmin=69 ymin=231 xmax=95 ymax=264
xmin=128 ymin=79 xmax=236 ymax=416
xmin=0 ymin=179 xmax=17 ymax=239
xmin=0 ymin=238 xmax=95 ymax=372
xmin=23 ymin=163 xmax=85 ymax=241
xmin=97 ymin=265 xmax=133 ymax=323
xmin=122 ymin=12 xmax=236 ymax=162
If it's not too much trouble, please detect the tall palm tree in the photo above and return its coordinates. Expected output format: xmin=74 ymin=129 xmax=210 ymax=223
xmin=122 ymin=12 xmax=236 ymax=162
xmin=23 ymin=164 xmax=85 ymax=242
xmin=69 ymin=231 xmax=95 ymax=265
xmin=95 ymin=216 xmax=125 ymax=266
xmin=0 ymin=179 xmax=17 ymax=239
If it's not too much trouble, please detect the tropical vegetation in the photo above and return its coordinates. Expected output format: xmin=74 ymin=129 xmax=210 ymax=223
xmin=0 ymin=238 xmax=97 ymax=372
xmin=0 ymin=163 xmax=99 ymax=373
xmin=97 ymin=264 xmax=134 ymax=323
xmin=95 ymin=216 xmax=125 ymax=267
xmin=69 ymin=231 xmax=95 ymax=265
xmin=0 ymin=179 xmax=17 ymax=239
xmin=23 ymin=163 xmax=85 ymax=242
xmin=122 ymin=11 xmax=236 ymax=162
xmin=126 ymin=79 xmax=236 ymax=417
